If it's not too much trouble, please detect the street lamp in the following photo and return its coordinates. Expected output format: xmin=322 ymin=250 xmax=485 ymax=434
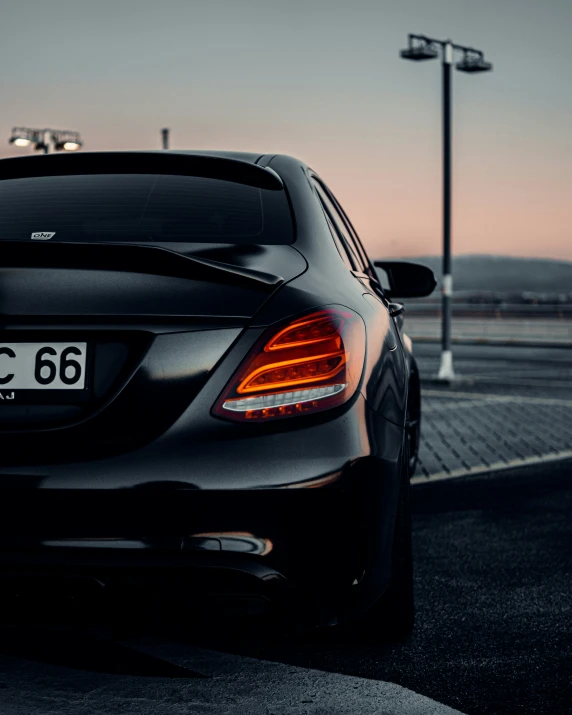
xmin=9 ymin=127 xmax=83 ymax=155
xmin=10 ymin=136 xmax=32 ymax=148
xmin=400 ymin=34 xmax=492 ymax=381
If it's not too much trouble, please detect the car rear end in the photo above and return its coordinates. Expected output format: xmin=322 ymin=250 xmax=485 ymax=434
xmin=0 ymin=152 xmax=400 ymax=627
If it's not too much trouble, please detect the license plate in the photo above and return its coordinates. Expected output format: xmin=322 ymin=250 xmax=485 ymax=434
xmin=0 ymin=343 xmax=88 ymax=390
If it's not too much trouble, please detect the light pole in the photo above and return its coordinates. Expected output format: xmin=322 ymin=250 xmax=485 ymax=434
xmin=9 ymin=127 xmax=83 ymax=154
xmin=400 ymin=35 xmax=492 ymax=381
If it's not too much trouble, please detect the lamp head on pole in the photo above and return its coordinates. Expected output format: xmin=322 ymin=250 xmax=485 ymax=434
xmin=9 ymin=127 xmax=34 ymax=147
xmin=400 ymin=36 xmax=439 ymax=61
xmin=53 ymin=130 xmax=83 ymax=151
xmin=456 ymin=50 xmax=493 ymax=73
xmin=9 ymin=127 xmax=83 ymax=153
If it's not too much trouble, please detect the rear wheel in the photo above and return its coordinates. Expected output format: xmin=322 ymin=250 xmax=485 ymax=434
xmin=406 ymin=375 xmax=421 ymax=477
xmin=343 ymin=443 xmax=414 ymax=642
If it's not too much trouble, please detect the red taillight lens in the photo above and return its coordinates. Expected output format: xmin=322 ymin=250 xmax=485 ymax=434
xmin=212 ymin=308 xmax=366 ymax=422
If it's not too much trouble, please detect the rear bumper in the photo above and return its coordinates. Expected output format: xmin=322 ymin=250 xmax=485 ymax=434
xmin=0 ymin=548 xmax=293 ymax=622
xmin=0 ymin=464 xmax=400 ymax=626
xmin=0 ymin=400 xmax=404 ymax=626
xmin=0 ymin=478 xmax=364 ymax=624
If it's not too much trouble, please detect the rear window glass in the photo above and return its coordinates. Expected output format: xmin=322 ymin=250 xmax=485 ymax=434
xmin=0 ymin=173 xmax=293 ymax=244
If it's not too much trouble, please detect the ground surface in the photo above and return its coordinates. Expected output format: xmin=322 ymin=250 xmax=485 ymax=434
xmin=413 ymin=342 xmax=572 ymax=480
xmin=406 ymin=316 xmax=572 ymax=344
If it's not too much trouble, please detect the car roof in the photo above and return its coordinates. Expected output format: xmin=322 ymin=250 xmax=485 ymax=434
xmin=0 ymin=149 xmax=270 ymax=165
xmin=1 ymin=149 xmax=304 ymax=171
xmin=0 ymin=150 xmax=291 ymax=190
xmin=168 ymin=149 xmax=266 ymax=164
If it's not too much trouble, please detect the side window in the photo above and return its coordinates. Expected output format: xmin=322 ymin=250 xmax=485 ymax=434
xmin=324 ymin=212 xmax=353 ymax=270
xmin=312 ymin=179 xmax=365 ymax=272
xmin=332 ymin=194 xmax=371 ymax=270
xmin=325 ymin=185 xmax=375 ymax=275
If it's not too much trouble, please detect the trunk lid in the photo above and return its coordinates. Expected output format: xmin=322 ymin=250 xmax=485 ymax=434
xmin=0 ymin=241 xmax=306 ymax=458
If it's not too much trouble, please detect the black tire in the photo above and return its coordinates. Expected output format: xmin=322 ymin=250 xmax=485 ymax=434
xmin=406 ymin=376 xmax=421 ymax=477
xmin=344 ymin=443 xmax=415 ymax=642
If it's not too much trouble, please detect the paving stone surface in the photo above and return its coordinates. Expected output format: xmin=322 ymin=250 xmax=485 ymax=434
xmin=416 ymin=388 xmax=572 ymax=481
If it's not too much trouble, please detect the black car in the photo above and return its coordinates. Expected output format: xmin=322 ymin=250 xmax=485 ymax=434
xmin=0 ymin=150 xmax=435 ymax=640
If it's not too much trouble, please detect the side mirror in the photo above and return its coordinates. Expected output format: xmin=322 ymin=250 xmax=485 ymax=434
xmin=373 ymin=261 xmax=437 ymax=298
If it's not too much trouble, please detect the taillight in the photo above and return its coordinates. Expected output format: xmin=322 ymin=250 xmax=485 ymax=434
xmin=212 ymin=307 xmax=366 ymax=422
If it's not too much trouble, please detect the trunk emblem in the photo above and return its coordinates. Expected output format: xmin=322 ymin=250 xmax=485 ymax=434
xmin=0 ymin=391 xmax=14 ymax=400
xmin=31 ymin=232 xmax=56 ymax=240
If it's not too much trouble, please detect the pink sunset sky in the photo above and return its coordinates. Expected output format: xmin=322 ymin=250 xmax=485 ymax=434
xmin=1 ymin=0 xmax=571 ymax=261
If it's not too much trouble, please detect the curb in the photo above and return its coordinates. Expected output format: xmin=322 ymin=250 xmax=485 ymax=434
xmin=411 ymin=450 xmax=572 ymax=486
xmin=421 ymin=377 xmax=477 ymax=388
xmin=421 ymin=375 xmax=572 ymax=389
xmin=409 ymin=335 xmax=572 ymax=348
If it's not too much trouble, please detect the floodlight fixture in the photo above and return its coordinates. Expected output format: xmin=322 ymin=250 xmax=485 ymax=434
xmin=400 ymin=42 xmax=439 ymax=61
xmin=9 ymin=127 xmax=83 ymax=154
xmin=456 ymin=50 xmax=493 ymax=73
xmin=53 ymin=130 xmax=83 ymax=151
xmin=9 ymin=127 xmax=35 ymax=147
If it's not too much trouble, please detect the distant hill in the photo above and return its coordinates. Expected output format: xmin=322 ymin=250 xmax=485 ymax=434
xmin=383 ymin=255 xmax=572 ymax=295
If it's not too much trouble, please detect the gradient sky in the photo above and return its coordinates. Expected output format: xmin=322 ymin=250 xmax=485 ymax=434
xmin=2 ymin=0 xmax=571 ymax=260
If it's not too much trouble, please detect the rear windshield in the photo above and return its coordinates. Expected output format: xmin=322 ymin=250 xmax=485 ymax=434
xmin=0 ymin=173 xmax=293 ymax=244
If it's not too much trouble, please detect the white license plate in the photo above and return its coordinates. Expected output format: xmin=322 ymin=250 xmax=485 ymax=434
xmin=0 ymin=343 xmax=88 ymax=390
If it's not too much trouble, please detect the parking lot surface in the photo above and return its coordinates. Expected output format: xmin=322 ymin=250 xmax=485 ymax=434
xmin=414 ymin=343 xmax=572 ymax=481
xmin=406 ymin=316 xmax=572 ymax=344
